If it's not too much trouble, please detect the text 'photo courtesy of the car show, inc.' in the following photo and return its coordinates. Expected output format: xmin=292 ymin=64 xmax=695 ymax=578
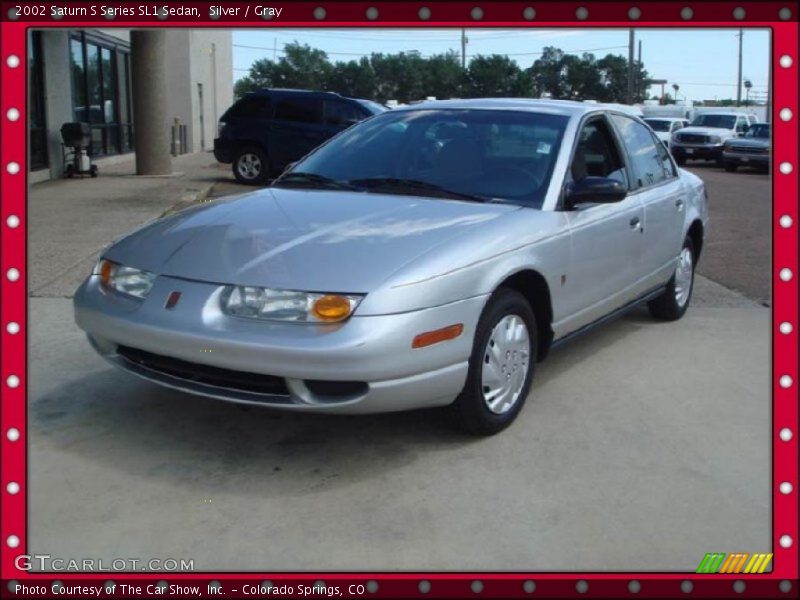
xmin=0 ymin=1 xmax=798 ymax=600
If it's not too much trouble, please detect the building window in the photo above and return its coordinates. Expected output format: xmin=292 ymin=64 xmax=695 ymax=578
xmin=69 ymin=33 xmax=133 ymax=157
xmin=28 ymin=32 xmax=48 ymax=170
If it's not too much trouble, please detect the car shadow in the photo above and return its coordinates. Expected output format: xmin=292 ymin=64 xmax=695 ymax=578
xmin=30 ymin=309 xmax=648 ymax=498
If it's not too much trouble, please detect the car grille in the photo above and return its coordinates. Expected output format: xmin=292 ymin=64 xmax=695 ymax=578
xmin=117 ymin=345 xmax=290 ymax=396
xmin=728 ymin=146 xmax=767 ymax=154
xmin=677 ymin=133 xmax=707 ymax=144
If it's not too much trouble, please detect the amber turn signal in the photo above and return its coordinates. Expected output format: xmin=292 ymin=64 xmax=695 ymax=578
xmin=412 ymin=323 xmax=464 ymax=349
xmin=98 ymin=259 xmax=116 ymax=289
xmin=311 ymin=294 xmax=354 ymax=322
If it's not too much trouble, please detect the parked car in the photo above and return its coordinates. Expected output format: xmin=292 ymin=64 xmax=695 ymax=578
xmin=214 ymin=89 xmax=387 ymax=184
xmin=74 ymin=99 xmax=708 ymax=435
xmin=643 ymin=117 xmax=690 ymax=149
xmin=722 ymin=122 xmax=770 ymax=172
xmin=670 ymin=111 xmax=757 ymax=165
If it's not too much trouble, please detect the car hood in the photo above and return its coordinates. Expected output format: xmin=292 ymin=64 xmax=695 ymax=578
xmin=103 ymin=188 xmax=520 ymax=293
xmin=677 ymin=126 xmax=735 ymax=137
xmin=724 ymin=137 xmax=769 ymax=149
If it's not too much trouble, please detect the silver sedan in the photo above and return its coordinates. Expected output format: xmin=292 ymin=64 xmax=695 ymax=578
xmin=74 ymin=99 xmax=708 ymax=435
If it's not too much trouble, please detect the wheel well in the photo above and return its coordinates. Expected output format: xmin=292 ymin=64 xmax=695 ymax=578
xmin=497 ymin=270 xmax=554 ymax=361
xmin=235 ymin=142 xmax=268 ymax=157
xmin=688 ymin=219 xmax=704 ymax=261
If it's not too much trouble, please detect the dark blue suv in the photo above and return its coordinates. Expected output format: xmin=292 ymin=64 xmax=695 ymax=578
xmin=214 ymin=89 xmax=386 ymax=184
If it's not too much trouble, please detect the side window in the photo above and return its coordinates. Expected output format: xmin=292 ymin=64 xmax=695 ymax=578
xmin=651 ymin=131 xmax=677 ymax=178
xmin=229 ymin=95 xmax=271 ymax=118
xmin=274 ymin=96 xmax=322 ymax=124
xmin=571 ymin=118 xmax=627 ymax=188
xmin=324 ymin=100 xmax=365 ymax=126
xmin=611 ymin=114 xmax=672 ymax=189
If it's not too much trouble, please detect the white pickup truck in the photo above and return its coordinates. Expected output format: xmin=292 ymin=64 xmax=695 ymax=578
xmin=669 ymin=112 xmax=758 ymax=165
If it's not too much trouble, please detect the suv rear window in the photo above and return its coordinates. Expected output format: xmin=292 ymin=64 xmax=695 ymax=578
xmin=324 ymin=100 xmax=365 ymax=126
xmin=274 ymin=96 xmax=322 ymax=124
xmin=227 ymin=95 xmax=271 ymax=118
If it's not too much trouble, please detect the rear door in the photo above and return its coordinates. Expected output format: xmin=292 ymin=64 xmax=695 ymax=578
xmin=610 ymin=113 xmax=685 ymax=292
xmin=269 ymin=94 xmax=325 ymax=169
xmin=223 ymin=94 xmax=272 ymax=147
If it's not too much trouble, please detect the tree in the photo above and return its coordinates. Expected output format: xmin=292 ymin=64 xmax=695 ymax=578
xmin=233 ymin=42 xmax=332 ymax=98
xmin=326 ymin=57 xmax=376 ymax=98
xmin=369 ymin=52 xmax=427 ymax=102
xmin=421 ymin=51 xmax=464 ymax=99
xmin=465 ymin=54 xmax=531 ymax=98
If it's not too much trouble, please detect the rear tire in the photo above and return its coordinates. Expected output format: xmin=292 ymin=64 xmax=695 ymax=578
xmin=232 ymin=146 xmax=270 ymax=185
xmin=724 ymin=162 xmax=738 ymax=172
xmin=648 ymin=236 xmax=696 ymax=321
xmin=449 ymin=288 xmax=537 ymax=436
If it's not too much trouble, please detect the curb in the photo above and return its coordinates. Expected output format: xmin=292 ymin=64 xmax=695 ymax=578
xmin=159 ymin=182 xmax=216 ymax=218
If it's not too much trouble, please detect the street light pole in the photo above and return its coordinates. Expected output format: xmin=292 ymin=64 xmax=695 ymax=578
xmin=736 ymin=29 xmax=743 ymax=106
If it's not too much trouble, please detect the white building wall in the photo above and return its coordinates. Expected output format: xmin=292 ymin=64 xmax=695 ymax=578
xmin=33 ymin=28 xmax=232 ymax=179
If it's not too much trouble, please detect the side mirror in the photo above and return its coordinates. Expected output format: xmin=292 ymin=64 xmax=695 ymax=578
xmin=564 ymin=176 xmax=627 ymax=210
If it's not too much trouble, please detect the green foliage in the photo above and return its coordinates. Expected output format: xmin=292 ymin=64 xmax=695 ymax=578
xmin=233 ymin=42 xmax=650 ymax=104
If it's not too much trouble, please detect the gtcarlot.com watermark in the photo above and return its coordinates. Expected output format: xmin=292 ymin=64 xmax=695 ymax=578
xmin=15 ymin=554 xmax=194 ymax=572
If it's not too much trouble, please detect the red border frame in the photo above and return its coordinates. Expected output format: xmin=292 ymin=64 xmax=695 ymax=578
xmin=1 ymin=2 xmax=797 ymax=598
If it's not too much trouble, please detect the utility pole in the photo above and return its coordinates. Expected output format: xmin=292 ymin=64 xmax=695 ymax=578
xmin=461 ymin=29 xmax=467 ymax=69
xmin=637 ymin=39 xmax=642 ymax=100
xmin=736 ymin=29 xmax=743 ymax=106
xmin=273 ymin=37 xmax=277 ymax=61
xmin=627 ymin=29 xmax=635 ymax=104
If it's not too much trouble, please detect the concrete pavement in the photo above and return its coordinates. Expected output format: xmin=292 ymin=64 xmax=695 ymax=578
xmin=28 ymin=292 xmax=769 ymax=571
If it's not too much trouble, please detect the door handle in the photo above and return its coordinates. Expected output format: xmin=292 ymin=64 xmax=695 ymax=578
xmin=629 ymin=216 xmax=642 ymax=231
xmin=675 ymin=198 xmax=685 ymax=210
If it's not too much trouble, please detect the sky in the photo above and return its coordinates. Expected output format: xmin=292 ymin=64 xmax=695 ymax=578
xmin=232 ymin=28 xmax=770 ymax=104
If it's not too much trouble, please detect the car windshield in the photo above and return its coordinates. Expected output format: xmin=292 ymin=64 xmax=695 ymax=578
xmin=691 ymin=114 xmax=737 ymax=129
xmin=644 ymin=119 xmax=672 ymax=132
xmin=274 ymin=108 xmax=569 ymax=208
xmin=745 ymin=124 xmax=770 ymax=138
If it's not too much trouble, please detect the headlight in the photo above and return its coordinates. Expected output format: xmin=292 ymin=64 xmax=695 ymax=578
xmin=708 ymin=136 xmax=722 ymax=144
xmin=94 ymin=259 xmax=156 ymax=299
xmin=220 ymin=286 xmax=363 ymax=323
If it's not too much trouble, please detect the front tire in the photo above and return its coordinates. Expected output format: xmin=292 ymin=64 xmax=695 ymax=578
xmin=232 ymin=146 xmax=270 ymax=185
xmin=648 ymin=236 xmax=696 ymax=321
xmin=450 ymin=288 xmax=537 ymax=435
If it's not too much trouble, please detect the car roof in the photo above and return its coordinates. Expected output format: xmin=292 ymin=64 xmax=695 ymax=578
xmin=391 ymin=98 xmax=641 ymax=117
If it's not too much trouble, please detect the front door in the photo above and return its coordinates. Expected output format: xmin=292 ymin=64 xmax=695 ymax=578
xmin=560 ymin=116 xmax=645 ymax=335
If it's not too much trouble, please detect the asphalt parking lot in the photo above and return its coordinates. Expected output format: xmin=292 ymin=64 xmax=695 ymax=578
xmin=27 ymin=160 xmax=771 ymax=571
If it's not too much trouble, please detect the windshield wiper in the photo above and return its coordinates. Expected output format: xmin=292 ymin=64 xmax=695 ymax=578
xmin=272 ymin=172 xmax=357 ymax=191
xmin=347 ymin=177 xmax=488 ymax=203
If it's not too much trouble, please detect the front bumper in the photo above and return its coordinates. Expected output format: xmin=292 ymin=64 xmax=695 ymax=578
xmin=74 ymin=275 xmax=486 ymax=414
xmin=722 ymin=150 xmax=769 ymax=167
xmin=213 ymin=138 xmax=232 ymax=164
xmin=671 ymin=143 xmax=724 ymax=160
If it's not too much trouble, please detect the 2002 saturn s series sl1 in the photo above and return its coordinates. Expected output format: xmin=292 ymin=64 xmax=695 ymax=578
xmin=74 ymin=99 xmax=709 ymax=435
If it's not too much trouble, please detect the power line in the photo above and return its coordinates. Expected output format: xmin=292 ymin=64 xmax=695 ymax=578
xmin=232 ymin=43 xmax=629 ymax=59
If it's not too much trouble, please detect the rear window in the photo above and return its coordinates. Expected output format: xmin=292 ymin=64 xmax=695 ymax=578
xmin=226 ymin=95 xmax=271 ymax=119
xmin=274 ymin=96 xmax=322 ymax=124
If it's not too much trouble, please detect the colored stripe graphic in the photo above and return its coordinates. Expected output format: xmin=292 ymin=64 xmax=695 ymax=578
xmin=744 ymin=553 xmax=773 ymax=574
xmin=720 ymin=553 xmax=749 ymax=573
xmin=697 ymin=553 xmax=726 ymax=573
xmin=697 ymin=553 xmax=773 ymax=574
